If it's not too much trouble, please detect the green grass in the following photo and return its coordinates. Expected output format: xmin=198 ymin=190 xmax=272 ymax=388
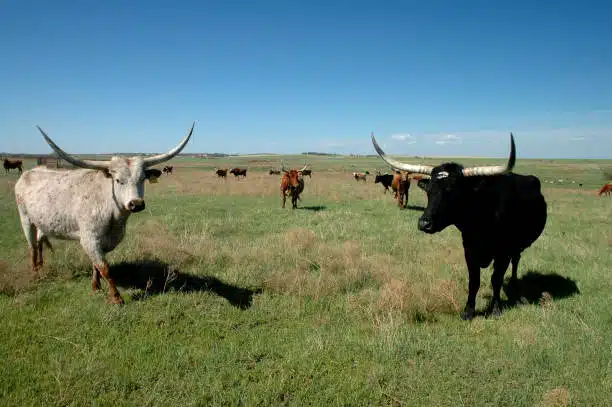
xmin=1 ymin=156 xmax=611 ymax=406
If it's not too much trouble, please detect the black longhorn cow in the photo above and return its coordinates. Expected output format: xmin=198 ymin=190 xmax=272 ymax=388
xmin=371 ymin=132 xmax=547 ymax=320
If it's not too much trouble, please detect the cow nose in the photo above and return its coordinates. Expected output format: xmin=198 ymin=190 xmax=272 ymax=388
xmin=128 ymin=199 xmax=145 ymax=212
xmin=418 ymin=216 xmax=434 ymax=233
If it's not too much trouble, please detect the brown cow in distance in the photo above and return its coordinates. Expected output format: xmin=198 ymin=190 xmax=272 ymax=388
xmin=3 ymin=158 xmax=23 ymax=174
xmin=216 ymin=168 xmax=228 ymax=179
xmin=280 ymin=165 xmax=307 ymax=208
xmin=599 ymin=182 xmax=612 ymax=197
xmin=162 ymin=165 xmax=173 ymax=175
xmin=301 ymin=168 xmax=312 ymax=177
xmin=230 ymin=168 xmax=247 ymax=178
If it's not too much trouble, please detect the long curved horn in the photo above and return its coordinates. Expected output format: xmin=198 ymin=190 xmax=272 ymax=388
xmin=462 ymin=133 xmax=516 ymax=177
xmin=370 ymin=132 xmax=433 ymax=175
xmin=142 ymin=122 xmax=195 ymax=168
xmin=299 ymin=163 xmax=308 ymax=172
xmin=37 ymin=126 xmax=111 ymax=170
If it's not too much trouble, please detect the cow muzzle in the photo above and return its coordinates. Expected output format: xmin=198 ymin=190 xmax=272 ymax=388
xmin=127 ymin=199 xmax=145 ymax=213
xmin=418 ymin=216 xmax=436 ymax=234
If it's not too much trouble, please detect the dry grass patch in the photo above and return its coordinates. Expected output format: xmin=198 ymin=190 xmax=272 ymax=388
xmin=536 ymin=387 xmax=571 ymax=407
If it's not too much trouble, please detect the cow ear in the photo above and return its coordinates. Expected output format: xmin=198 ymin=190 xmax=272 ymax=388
xmin=417 ymin=178 xmax=430 ymax=191
xmin=102 ymin=169 xmax=112 ymax=179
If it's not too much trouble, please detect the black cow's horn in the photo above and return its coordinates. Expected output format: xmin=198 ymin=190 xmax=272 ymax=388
xmin=462 ymin=133 xmax=516 ymax=177
xmin=370 ymin=132 xmax=433 ymax=175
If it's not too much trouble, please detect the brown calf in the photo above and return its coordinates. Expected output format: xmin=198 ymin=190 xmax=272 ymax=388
xmin=391 ymin=171 xmax=410 ymax=208
xmin=162 ymin=165 xmax=174 ymax=175
xmin=3 ymin=158 xmax=23 ymax=174
xmin=216 ymin=168 xmax=228 ymax=178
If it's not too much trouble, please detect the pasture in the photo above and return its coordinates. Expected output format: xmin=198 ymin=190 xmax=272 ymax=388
xmin=1 ymin=155 xmax=611 ymax=406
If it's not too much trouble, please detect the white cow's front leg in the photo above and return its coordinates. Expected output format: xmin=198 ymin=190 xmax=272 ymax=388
xmin=80 ymin=237 xmax=124 ymax=304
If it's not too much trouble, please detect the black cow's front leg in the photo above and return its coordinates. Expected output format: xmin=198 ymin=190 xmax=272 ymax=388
xmin=490 ymin=256 xmax=511 ymax=318
xmin=462 ymin=249 xmax=481 ymax=321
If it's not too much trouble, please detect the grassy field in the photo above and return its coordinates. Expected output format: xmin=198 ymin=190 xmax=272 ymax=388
xmin=1 ymin=155 xmax=611 ymax=406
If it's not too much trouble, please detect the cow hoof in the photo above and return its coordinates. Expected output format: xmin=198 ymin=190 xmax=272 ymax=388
xmin=461 ymin=308 xmax=475 ymax=321
xmin=109 ymin=296 xmax=125 ymax=305
xmin=490 ymin=305 xmax=502 ymax=318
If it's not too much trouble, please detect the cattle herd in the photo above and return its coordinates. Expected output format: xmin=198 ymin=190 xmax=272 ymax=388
xmin=4 ymin=125 xmax=609 ymax=320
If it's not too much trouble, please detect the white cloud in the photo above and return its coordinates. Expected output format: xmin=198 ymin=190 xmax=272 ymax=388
xmin=435 ymin=134 xmax=462 ymax=145
xmin=391 ymin=133 xmax=416 ymax=144
xmin=569 ymin=136 xmax=585 ymax=141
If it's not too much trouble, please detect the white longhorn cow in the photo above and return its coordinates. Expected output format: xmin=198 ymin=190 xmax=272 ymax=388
xmin=14 ymin=123 xmax=194 ymax=304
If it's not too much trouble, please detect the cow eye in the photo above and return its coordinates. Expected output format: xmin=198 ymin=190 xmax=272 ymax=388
xmin=116 ymin=179 xmax=125 ymax=185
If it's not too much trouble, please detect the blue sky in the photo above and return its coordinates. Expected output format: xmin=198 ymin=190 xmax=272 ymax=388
xmin=1 ymin=1 xmax=611 ymax=158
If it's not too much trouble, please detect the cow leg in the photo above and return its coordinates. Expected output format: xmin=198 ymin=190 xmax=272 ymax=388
xmin=18 ymin=211 xmax=39 ymax=271
xmin=96 ymin=261 xmax=123 ymax=304
xmin=91 ymin=265 xmax=101 ymax=291
xmin=82 ymin=240 xmax=123 ymax=304
xmin=281 ymin=191 xmax=286 ymax=208
xmin=490 ymin=256 xmax=511 ymax=318
xmin=462 ymin=250 xmax=481 ymax=320
xmin=35 ymin=230 xmax=49 ymax=268
xmin=510 ymin=255 xmax=520 ymax=282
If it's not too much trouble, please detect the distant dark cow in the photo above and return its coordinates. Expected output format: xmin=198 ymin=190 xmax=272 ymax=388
xmin=375 ymin=173 xmax=394 ymax=193
xmin=162 ymin=165 xmax=173 ymax=175
xmin=216 ymin=168 xmax=228 ymax=179
xmin=372 ymin=132 xmax=547 ymax=320
xmin=230 ymin=168 xmax=247 ymax=178
xmin=352 ymin=172 xmax=367 ymax=182
xmin=280 ymin=165 xmax=307 ymax=208
xmin=3 ymin=158 xmax=23 ymax=174
xmin=599 ymin=182 xmax=612 ymax=197
xmin=269 ymin=169 xmax=281 ymax=175
xmin=301 ymin=169 xmax=312 ymax=177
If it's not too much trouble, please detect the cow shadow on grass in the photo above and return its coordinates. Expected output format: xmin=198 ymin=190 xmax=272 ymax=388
xmin=298 ymin=205 xmax=326 ymax=211
xmin=109 ymin=260 xmax=262 ymax=309
xmin=479 ymin=270 xmax=579 ymax=317
xmin=405 ymin=205 xmax=425 ymax=211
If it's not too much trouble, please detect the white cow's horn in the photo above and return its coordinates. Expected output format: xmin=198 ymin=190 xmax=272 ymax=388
xmin=37 ymin=126 xmax=111 ymax=170
xmin=143 ymin=122 xmax=195 ymax=168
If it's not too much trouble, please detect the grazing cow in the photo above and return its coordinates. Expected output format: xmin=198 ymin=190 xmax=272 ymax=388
xmin=269 ymin=169 xmax=281 ymax=175
xmin=353 ymin=172 xmax=367 ymax=182
xmin=14 ymin=123 xmax=194 ymax=304
xmin=3 ymin=158 xmax=23 ymax=174
xmin=216 ymin=168 xmax=228 ymax=179
xmin=280 ymin=164 xmax=307 ymax=208
xmin=230 ymin=168 xmax=247 ymax=178
xmin=598 ymin=182 xmax=612 ymax=197
xmin=162 ymin=165 xmax=174 ymax=175
xmin=374 ymin=173 xmax=394 ymax=193
xmin=372 ymin=132 xmax=547 ymax=320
